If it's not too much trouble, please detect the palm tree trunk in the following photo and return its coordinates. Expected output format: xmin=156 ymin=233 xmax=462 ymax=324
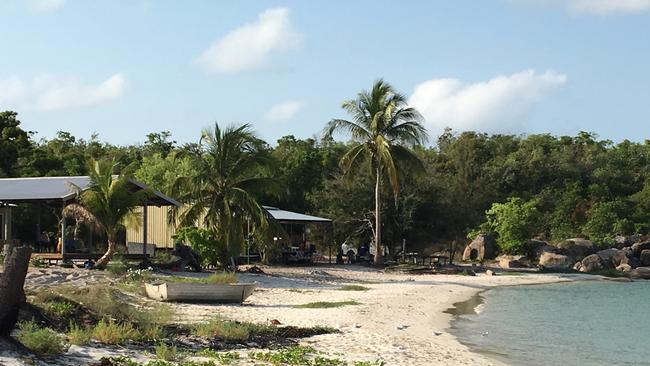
xmin=374 ymin=165 xmax=383 ymax=265
xmin=95 ymin=234 xmax=117 ymax=269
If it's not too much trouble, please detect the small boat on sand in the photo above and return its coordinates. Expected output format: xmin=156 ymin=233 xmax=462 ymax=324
xmin=145 ymin=282 xmax=257 ymax=303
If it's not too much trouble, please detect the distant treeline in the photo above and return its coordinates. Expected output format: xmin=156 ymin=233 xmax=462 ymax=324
xmin=2 ymin=110 xmax=650 ymax=251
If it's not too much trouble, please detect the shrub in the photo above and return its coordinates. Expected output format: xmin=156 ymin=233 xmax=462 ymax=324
xmin=485 ymin=197 xmax=540 ymax=255
xmin=30 ymin=257 xmax=49 ymax=268
xmin=192 ymin=317 xmax=250 ymax=341
xmin=43 ymin=300 xmax=76 ymax=318
xmin=17 ymin=321 xmax=66 ymax=355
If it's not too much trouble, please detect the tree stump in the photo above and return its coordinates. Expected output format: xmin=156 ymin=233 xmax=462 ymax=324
xmin=0 ymin=240 xmax=32 ymax=336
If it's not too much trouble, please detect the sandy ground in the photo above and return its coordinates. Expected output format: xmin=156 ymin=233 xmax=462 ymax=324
xmin=0 ymin=265 xmax=598 ymax=366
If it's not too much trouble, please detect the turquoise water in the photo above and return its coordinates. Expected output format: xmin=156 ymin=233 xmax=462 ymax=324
xmin=451 ymin=281 xmax=650 ymax=366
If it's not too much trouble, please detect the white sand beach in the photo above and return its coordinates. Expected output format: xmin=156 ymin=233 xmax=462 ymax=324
xmin=0 ymin=265 xmax=603 ymax=366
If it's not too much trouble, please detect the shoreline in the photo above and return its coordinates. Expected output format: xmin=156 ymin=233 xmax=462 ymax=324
xmin=5 ymin=266 xmax=605 ymax=365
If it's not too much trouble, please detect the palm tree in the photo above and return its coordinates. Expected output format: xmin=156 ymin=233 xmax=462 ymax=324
xmin=64 ymin=159 xmax=149 ymax=269
xmin=324 ymin=80 xmax=428 ymax=265
xmin=171 ymin=123 xmax=276 ymax=268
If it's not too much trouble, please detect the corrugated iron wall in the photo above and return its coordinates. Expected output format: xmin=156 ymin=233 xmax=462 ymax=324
xmin=126 ymin=206 xmax=177 ymax=248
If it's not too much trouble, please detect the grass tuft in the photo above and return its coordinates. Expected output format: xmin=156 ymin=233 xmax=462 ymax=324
xmin=293 ymin=301 xmax=360 ymax=309
xmin=66 ymin=322 xmax=92 ymax=345
xmin=338 ymin=285 xmax=370 ymax=291
xmin=16 ymin=321 xmax=66 ymax=355
xmin=91 ymin=319 xmax=141 ymax=345
xmin=155 ymin=342 xmax=181 ymax=361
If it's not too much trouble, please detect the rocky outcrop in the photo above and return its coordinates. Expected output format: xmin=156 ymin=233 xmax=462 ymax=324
xmin=539 ymin=252 xmax=573 ymax=270
xmin=462 ymin=235 xmax=496 ymax=261
xmin=578 ymin=254 xmax=605 ymax=272
xmin=555 ymin=238 xmax=595 ymax=261
xmin=640 ymin=250 xmax=650 ymax=267
xmin=628 ymin=267 xmax=650 ymax=280
xmin=596 ymin=248 xmax=618 ymax=268
xmin=497 ymin=255 xmax=526 ymax=269
xmin=631 ymin=241 xmax=650 ymax=257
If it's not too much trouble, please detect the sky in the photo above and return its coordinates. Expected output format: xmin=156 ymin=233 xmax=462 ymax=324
xmin=0 ymin=0 xmax=649 ymax=146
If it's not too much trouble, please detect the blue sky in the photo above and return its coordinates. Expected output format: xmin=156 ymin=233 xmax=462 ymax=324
xmin=1 ymin=0 xmax=649 ymax=146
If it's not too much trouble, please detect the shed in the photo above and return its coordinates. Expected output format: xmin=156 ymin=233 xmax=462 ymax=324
xmin=0 ymin=176 xmax=179 ymax=258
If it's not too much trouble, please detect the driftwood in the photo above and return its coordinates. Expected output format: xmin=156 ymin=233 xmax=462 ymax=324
xmin=0 ymin=241 xmax=32 ymax=336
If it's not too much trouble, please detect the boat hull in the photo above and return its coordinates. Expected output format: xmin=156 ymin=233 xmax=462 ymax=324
xmin=145 ymin=282 xmax=257 ymax=303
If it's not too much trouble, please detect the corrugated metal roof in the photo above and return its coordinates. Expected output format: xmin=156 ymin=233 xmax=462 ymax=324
xmin=263 ymin=206 xmax=331 ymax=223
xmin=0 ymin=176 xmax=179 ymax=206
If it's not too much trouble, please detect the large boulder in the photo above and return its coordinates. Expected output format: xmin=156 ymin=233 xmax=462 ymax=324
xmin=555 ymin=238 xmax=596 ymax=261
xmin=640 ymin=250 xmax=650 ymax=267
xmin=596 ymin=248 xmax=618 ymax=268
xmin=628 ymin=267 xmax=650 ymax=280
xmin=631 ymin=241 xmax=650 ymax=257
xmin=579 ymin=254 xmax=605 ymax=272
xmin=613 ymin=248 xmax=634 ymax=267
xmin=462 ymin=235 xmax=496 ymax=261
xmin=539 ymin=252 xmax=573 ymax=270
xmin=497 ymin=255 xmax=526 ymax=269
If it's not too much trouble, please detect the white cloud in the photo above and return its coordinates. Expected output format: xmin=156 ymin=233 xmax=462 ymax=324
xmin=567 ymin=0 xmax=650 ymax=14
xmin=28 ymin=0 xmax=65 ymax=12
xmin=195 ymin=7 xmax=303 ymax=74
xmin=0 ymin=73 xmax=127 ymax=111
xmin=408 ymin=70 xmax=567 ymax=135
xmin=265 ymin=100 xmax=303 ymax=121
xmin=511 ymin=0 xmax=650 ymax=15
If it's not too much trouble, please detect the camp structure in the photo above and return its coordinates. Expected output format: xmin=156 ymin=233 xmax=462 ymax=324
xmin=0 ymin=176 xmax=179 ymax=263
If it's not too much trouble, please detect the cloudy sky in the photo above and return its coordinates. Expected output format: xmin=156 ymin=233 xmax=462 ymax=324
xmin=1 ymin=0 xmax=649 ymax=145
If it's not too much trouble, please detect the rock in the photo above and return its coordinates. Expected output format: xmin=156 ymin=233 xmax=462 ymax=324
xmin=555 ymin=238 xmax=596 ymax=261
xmin=462 ymin=235 xmax=496 ymax=261
xmin=497 ymin=255 xmax=526 ymax=269
xmin=613 ymin=249 xmax=632 ymax=267
xmin=614 ymin=235 xmax=630 ymax=247
xmin=573 ymin=261 xmax=582 ymax=271
xmin=631 ymin=241 xmax=650 ymax=257
xmin=596 ymin=248 xmax=618 ymax=268
xmin=640 ymin=250 xmax=650 ymax=266
xmin=580 ymin=254 xmax=605 ymax=272
xmin=616 ymin=263 xmax=632 ymax=273
xmin=536 ymin=244 xmax=558 ymax=259
xmin=539 ymin=252 xmax=573 ymax=270
xmin=527 ymin=239 xmax=550 ymax=257
xmin=628 ymin=267 xmax=650 ymax=280
xmin=485 ymin=269 xmax=494 ymax=276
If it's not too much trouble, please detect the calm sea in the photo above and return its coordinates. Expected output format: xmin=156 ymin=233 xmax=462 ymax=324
xmin=450 ymin=280 xmax=650 ymax=366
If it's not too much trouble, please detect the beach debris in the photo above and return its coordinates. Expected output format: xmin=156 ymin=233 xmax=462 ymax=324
xmin=481 ymin=331 xmax=489 ymax=336
xmin=246 ymin=265 xmax=265 ymax=274
xmin=396 ymin=324 xmax=409 ymax=330
xmin=269 ymin=319 xmax=282 ymax=325
xmin=485 ymin=270 xmax=494 ymax=276
xmin=433 ymin=331 xmax=443 ymax=336
xmin=354 ymin=324 xmax=362 ymax=328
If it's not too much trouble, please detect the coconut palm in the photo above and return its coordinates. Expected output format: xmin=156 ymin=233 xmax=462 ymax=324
xmin=64 ymin=158 xmax=148 ymax=269
xmin=324 ymin=79 xmax=428 ymax=265
xmin=171 ymin=123 xmax=276 ymax=268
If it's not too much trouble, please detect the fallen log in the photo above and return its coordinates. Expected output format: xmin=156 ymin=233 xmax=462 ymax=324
xmin=0 ymin=241 xmax=32 ymax=336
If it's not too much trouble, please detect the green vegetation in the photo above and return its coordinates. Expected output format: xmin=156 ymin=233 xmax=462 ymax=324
xmin=293 ymin=300 xmax=360 ymax=309
xmin=164 ymin=272 xmax=237 ymax=284
xmin=324 ymin=80 xmax=428 ymax=264
xmin=62 ymin=158 xmax=150 ymax=269
xmin=170 ymin=124 xmax=277 ymax=268
xmin=484 ymin=197 xmax=540 ymax=255
xmin=66 ymin=322 xmax=92 ymax=345
xmin=91 ymin=319 xmax=140 ymax=344
xmin=338 ymin=285 xmax=370 ymax=291
xmin=155 ymin=343 xmax=181 ymax=362
xmin=196 ymin=350 xmax=240 ymax=364
xmin=191 ymin=317 xmax=259 ymax=341
xmin=250 ymin=346 xmax=344 ymax=366
xmin=16 ymin=321 xmax=66 ymax=356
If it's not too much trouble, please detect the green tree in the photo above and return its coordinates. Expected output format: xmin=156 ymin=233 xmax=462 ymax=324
xmin=324 ymin=80 xmax=428 ymax=264
xmin=171 ymin=123 xmax=276 ymax=268
xmin=63 ymin=159 xmax=149 ymax=269
xmin=0 ymin=111 xmax=33 ymax=177
xmin=485 ymin=197 xmax=540 ymax=255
